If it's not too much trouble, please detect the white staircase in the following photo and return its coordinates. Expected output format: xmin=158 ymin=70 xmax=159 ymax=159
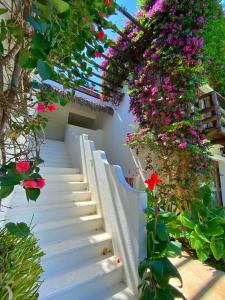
xmin=7 ymin=139 xmax=136 ymax=300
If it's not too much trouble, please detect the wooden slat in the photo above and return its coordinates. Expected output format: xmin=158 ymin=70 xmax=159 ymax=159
xmin=200 ymin=106 xmax=216 ymax=114
xmin=202 ymin=115 xmax=220 ymax=124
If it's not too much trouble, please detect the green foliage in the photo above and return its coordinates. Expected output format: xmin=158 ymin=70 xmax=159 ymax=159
xmin=139 ymin=186 xmax=184 ymax=300
xmin=0 ymin=227 xmax=44 ymax=300
xmin=5 ymin=222 xmax=31 ymax=238
xmin=167 ymin=185 xmax=225 ymax=263
xmin=0 ymin=160 xmax=45 ymax=202
xmin=203 ymin=12 xmax=225 ymax=95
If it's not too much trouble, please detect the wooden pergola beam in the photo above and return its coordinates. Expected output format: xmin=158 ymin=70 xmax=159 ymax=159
xmin=115 ymin=2 xmax=147 ymax=33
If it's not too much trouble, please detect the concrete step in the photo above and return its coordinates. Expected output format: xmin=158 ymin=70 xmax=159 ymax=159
xmin=7 ymin=201 xmax=96 ymax=224
xmin=35 ymin=215 xmax=103 ymax=244
xmin=45 ymin=174 xmax=83 ymax=182
xmin=40 ymin=167 xmax=79 ymax=175
xmin=39 ymin=255 xmax=124 ymax=300
xmin=14 ymin=182 xmax=88 ymax=195
xmin=41 ymin=162 xmax=72 ymax=168
xmin=12 ymin=191 xmax=91 ymax=207
xmin=41 ymin=231 xmax=112 ymax=276
xmin=95 ymin=283 xmax=136 ymax=300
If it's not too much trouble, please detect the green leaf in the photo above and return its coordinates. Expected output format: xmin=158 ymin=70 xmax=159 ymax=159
xmin=0 ymin=8 xmax=8 ymax=15
xmin=189 ymin=231 xmax=204 ymax=250
xmin=162 ymin=258 xmax=182 ymax=284
xmin=210 ymin=239 xmax=224 ymax=261
xmin=156 ymin=222 xmax=169 ymax=241
xmin=149 ymin=260 xmax=164 ymax=282
xmin=196 ymin=248 xmax=209 ymax=262
xmin=5 ymin=222 xmax=31 ymax=237
xmin=25 ymin=188 xmax=40 ymax=201
xmin=195 ymin=225 xmax=210 ymax=243
xmin=52 ymin=0 xmax=70 ymax=14
xmin=205 ymin=221 xmax=224 ymax=237
xmin=199 ymin=185 xmax=213 ymax=206
xmin=138 ymin=260 xmax=149 ymax=279
xmin=163 ymin=241 xmax=182 ymax=258
xmin=179 ymin=211 xmax=196 ymax=229
xmin=0 ymin=41 xmax=3 ymax=54
xmin=156 ymin=289 xmax=173 ymax=300
xmin=32 ymin=33 xmax=50 ymax=50
xmin=139 ymin=287 xmax=155 ymax=300
xmin=168 ymin=284 xmax=186 ymax=299
xmin=37 ymin=59 xmax=54 ymax=80
xmin=0 ymin=185 xmax=14 ymax=198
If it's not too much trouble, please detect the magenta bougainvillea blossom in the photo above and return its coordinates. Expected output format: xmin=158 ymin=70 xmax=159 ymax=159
xmin=101 ymin=0 xmax=222 ymax=199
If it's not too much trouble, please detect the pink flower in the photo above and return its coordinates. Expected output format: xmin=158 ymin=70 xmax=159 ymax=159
xmin=47 ymin=104 xmax=57 ymax=112
xmin=37 ymin=103 xmax=46 ymax=113
xmin=178 ymin=142 xmax=187 ymax=150
xmin=16 ymin=161 xmax=30 ymax=173
xmin=22 ymin=177 xmax=46 ymax=189
xmin=22 ymin=179 xmax=38 ymax=189
xmin=116 ymin=258 xmax=122 ymax=264
xmin=96 ymin=30 xmax=106 ymax=40
xmin=36 ymin=178 xmax=46 ymax=189
xmin=94 ymin=52 xmax=102 ymax=58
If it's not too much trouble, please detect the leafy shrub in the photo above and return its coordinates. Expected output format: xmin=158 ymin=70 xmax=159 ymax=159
xmin=168 ymin=185 xmax=225 ymax=264
xmin=0 ymin=226 xmax=44 ymax=300
xmin=138 ymin=174 xmax=185 ymax=300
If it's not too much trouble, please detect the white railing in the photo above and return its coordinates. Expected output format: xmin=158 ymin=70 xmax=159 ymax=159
xmin=65 ymin=125 xmax=147 ymax=295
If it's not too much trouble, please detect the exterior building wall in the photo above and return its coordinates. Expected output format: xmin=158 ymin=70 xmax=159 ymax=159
xmin=101 ymin=94 xmax=139 ymax=179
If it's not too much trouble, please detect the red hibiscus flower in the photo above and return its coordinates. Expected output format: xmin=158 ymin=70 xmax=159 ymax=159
xmin=36 ymin=178 xmax=46 ymax=189
xmin=47 ymin=104 xmax=57 ymax=112
xmin=37 ymin=103 xmax=46 ymax=113
xmin=96 ymin=30 xmax=106 ymax=40
xmin=16 ymin=161 xmax=30 ymax=173
xmin=22 ymin=179 xmax=38 ymax=189
xmin=94 ymin=52 xmax=102 ymax=58
xmin=105 ymin=0 xmax=112 ymax=7
xmin=145 ymin=173 xmax=162 ymax=191
xmin=22 ymin=178 xmax=46 ymax=189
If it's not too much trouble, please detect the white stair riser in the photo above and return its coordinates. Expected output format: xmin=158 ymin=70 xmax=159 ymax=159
xmin=41 ymin=163 xmax=71 ymax=168
xmin=7 ymin=204 xmax=96 ymax=224
xmin=41 ymin=239 xmax=112 ymax=277
xmin=14 ymin=183 xmax=88 ymax=194
xmin=36 ymin=219 xmax=103 ymax=244
xmin=40 ymin=267 xmax=124 ymax=300
xmin=40 ymin=167 xmax=79 ymax=175
xmin=12 ymin=192 xmax=91 ymax=207
xmin=45 ymin=174 xmax=83 ymax=182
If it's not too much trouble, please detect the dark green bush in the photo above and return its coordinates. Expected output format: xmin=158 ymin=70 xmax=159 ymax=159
xmin=0 ymin=227 xmax=44 ymax=300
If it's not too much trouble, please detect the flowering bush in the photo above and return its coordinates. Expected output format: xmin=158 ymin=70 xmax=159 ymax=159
xmin=0 ymin=0 xmax=117 ymax=204
xmin=139 ymin=173 xmax=184 ymax=300
xmin=101 ymin=0 xmax=223 ymax=208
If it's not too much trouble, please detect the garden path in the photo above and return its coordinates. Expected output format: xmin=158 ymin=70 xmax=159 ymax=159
xmin=170 ymin=253 xmax=225 ymax=300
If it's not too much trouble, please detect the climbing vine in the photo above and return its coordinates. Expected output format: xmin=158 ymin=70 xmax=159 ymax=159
xmin=101 ymin=0 xmax=224 ymax=208
xmin=0 ymin=0 xmax=117 ymax=203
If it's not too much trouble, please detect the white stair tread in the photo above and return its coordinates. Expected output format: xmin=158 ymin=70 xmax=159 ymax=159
xmin=11 ymin=191 xmax=91 ymax=206
xmin=40 ymin=255 xmax=123 ymax=297
xmin=34 ymin=214 xmax=102 ymax=232
xmin=45 ymin=174 xmax=83 ymax=181
xmin=42 ymin=231 xmax=111 ymax=257
xmin=96 ymin=283 xmax=136 ymax=300
xmin=40 ymin=167 xmax=79 ymax=174
xmin=9 ymin=201 xmax=96 ymax=215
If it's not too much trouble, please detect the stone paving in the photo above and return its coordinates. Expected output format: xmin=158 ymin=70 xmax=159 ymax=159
xmin=170 ymin=254 xmax=225 ymax=300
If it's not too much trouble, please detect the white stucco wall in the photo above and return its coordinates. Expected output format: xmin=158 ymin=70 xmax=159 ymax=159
xmin=43 ymin=102 xmax=98 ymax=141
xmin=101 ymin=94 xmax=139 ymax=178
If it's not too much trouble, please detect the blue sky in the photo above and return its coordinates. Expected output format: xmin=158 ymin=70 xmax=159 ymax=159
xmin=106 ymin=0 xmax=138 ymax=39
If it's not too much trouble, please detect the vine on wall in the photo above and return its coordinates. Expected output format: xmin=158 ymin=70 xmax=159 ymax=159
xmin=101 ymin=0 xmax=224 ymax=209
